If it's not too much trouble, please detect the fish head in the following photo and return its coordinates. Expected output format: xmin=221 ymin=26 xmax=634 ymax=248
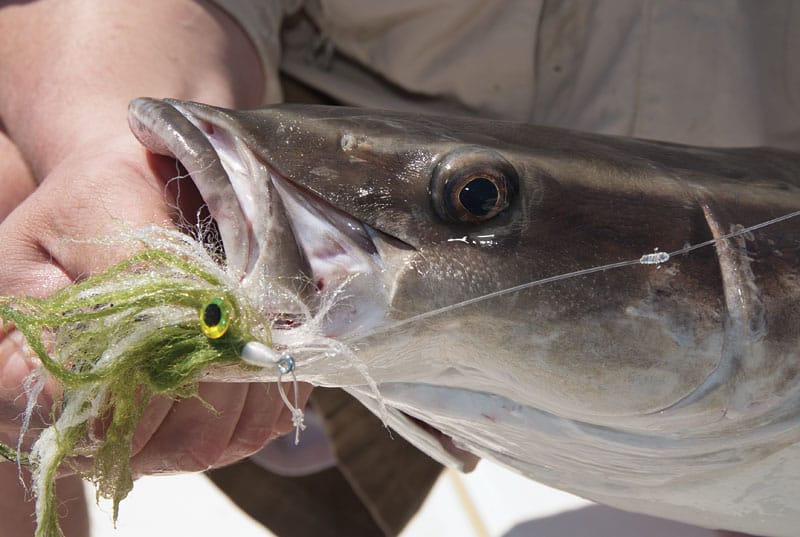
xmin=127 ymin=99 xmax=800 ymax=480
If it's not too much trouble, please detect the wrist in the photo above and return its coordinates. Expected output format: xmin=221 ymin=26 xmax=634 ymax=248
xmin=0 ymin=0 xmax=264 ymax=179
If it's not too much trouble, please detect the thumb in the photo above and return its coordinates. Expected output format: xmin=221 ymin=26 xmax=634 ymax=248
xmin=0 ymin=138 xmax=179 ymax=298
xmin=0 ymin=137 xmax=182 ymax=429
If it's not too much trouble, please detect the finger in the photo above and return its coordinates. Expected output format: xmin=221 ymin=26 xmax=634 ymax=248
xmin=130 ymin=382 xmax=250 ymax=474
xmin=0 ymin=326 xmax=39 ymax=423
xmin=0 ymin=324 xmax=61 ymax=442
xmin=0 ymin=461 xmax=37 ymax=535
xmin=214 ymin=382 xmax=313 ymax=467
xmin=0 ymin=138 xmax=178 ymax=297
xmin=0 ymin=129 xmax=36 ymax=222
xmin=129 ymin=395 xmax=177 ymax=457
xmin=35 ymin=144 xmax=177 ymax=281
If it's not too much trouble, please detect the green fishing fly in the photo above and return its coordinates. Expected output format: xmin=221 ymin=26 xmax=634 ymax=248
xmin=0 ymin=231 xmax=275 ymax=537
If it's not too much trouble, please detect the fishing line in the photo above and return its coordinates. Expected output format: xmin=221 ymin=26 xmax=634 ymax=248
xmin=663 ymin=208 xmax=800 ymax=259
xmin=277 ymin=369 xmax=306 ymax=445
xmin=346 ymin=208 xmax=800 ymax=343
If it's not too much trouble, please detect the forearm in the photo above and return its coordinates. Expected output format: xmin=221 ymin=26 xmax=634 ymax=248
xmin=0 ymin=463 xmax=88 ymax=537
xmin=0 ymin=0 xmax=265 ymax=179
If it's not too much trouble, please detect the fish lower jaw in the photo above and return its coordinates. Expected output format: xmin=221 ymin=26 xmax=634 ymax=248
xmin=268 ymin=173 xmax=392 ymax=338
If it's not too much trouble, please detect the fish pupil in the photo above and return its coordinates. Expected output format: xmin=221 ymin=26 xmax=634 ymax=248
xmin=459 ymin=178 xmax=498 ymax=217
xmin=203 ymin=303 xmax=222 ymax=327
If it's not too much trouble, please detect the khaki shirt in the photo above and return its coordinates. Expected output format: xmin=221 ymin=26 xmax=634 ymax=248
xmin=204 ymin=4 xmax=800 ymax=536
xmin=211 ymin=0 xmax=799 ymax=149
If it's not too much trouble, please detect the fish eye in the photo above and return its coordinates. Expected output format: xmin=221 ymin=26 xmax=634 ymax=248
xmin=201 ymin=297 xmax=231 ymax=339
xmin=431 ymin=147 xmax=518 ymax=223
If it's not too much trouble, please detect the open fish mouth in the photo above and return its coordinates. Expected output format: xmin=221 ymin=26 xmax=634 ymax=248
xmin=127 ymin=97 xmax=479 ymax=470
xmin=128 ymin=98 xmax=398 ymax=338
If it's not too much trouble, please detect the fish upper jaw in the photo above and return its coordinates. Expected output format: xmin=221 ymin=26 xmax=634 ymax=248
xmin=128 ymin=97 xmax=260 ymax=279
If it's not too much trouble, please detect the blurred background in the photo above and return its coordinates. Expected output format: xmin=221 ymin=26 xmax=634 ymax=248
xmin=88 ymin=459 xmax=721 ymax=537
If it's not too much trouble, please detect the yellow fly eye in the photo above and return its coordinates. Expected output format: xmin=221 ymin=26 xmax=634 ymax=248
xmin=201 ymin=297 xmax=231 ymax=339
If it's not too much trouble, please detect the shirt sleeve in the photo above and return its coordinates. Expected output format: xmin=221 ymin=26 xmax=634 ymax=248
xmin=299 ymin=0 xmax=543 ymax=120
xmin=205 ymin=0 xmax=299 ymax=104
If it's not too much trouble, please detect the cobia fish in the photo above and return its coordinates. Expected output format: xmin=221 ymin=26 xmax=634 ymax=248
xmin=128 ymin=98 xmax=800 ymax=537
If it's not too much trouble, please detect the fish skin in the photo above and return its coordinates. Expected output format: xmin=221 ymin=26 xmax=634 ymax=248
xmin=129 ymin=98 xmax=800 ymax=536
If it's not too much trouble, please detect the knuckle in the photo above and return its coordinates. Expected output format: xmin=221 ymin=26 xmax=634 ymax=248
xmin=226 ymin=423 xmax=275 ymax=459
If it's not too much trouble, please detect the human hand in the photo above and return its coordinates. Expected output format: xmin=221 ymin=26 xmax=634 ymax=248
xmin=0 ymin=3 xmax=307 ymax=533
xmin=0 ymin=133 xmax=312 ymax=470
